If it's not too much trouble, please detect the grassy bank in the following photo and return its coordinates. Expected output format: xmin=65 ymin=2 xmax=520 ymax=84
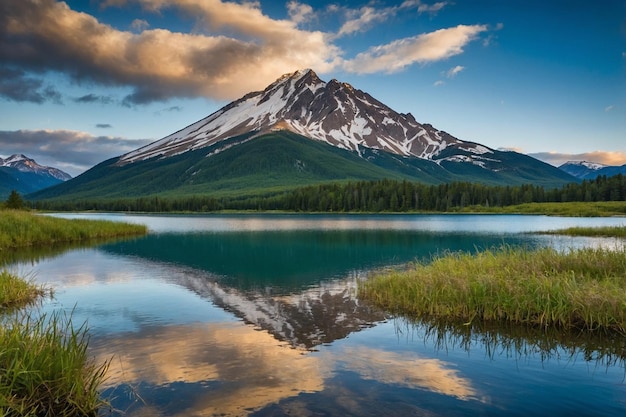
xmin=0 ymin=310 xmax=109 ymax=416
xmin=360 ymin=246 xmax=626 ymax=333
xmin=1 ymin=271 xmax=108 ymax=415
xmin=0 ymin=270 xmax=49 ymax=309
xmin=462 ymin=201 xmax=626 ymax=217
xmin=0 ymin=210 xmax=147 ymax=250
xmin=537 ymin=225 xmax=626 ymax=237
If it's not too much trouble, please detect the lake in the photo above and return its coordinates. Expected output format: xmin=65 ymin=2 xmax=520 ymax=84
xmin=8 ymin=213 xmax=626 ymax=416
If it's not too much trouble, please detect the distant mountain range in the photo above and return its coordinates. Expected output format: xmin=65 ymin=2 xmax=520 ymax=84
xmin=0 ymin=154 xmax=71 ymax=199
xmin=558 ymin=161 xmax=626 ymax=180
xmin=31 ymin=69 xmax=576 ymax=201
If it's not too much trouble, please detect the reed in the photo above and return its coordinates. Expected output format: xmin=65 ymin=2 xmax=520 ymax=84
xmin=0 ymin=310 xmax=110 ymax=416
xmin=0 ymin=210 xmax=147 ymax=250
xmin=0 ymin=270 xmax=49 ymax=309
xmin=360 ymin=246 xmax=626 ymax=333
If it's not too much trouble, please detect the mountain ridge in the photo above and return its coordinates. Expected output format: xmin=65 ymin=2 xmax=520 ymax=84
xmin=0 ymin=154 xmax=71 ymax=199
xmin=559 ymin=161 xmax=626 ymax=180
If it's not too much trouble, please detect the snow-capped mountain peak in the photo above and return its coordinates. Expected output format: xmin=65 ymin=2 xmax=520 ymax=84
xmin=0 ymin=154 xmax=72 ymax=181
xmin=562 ymin=160 xmax=607 ymax=170
xmin=119 ymin=69 xmax=493 ymax=166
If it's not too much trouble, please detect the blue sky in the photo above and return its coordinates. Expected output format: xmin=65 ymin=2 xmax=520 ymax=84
xmin=1 ymin=0 xmax=624 ymax=176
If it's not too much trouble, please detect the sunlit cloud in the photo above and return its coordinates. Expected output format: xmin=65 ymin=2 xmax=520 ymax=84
xmin=343 ymin=25 xmax=488 ymax=74
xmin=529 ymin=151 xmax=626 ymax=167
xmin=434 ymin=80 xmax=445 ymax=87
xmin=94 ymin=322 xmax=329 ymax=416
xmin=0 ymin=0 xmax=340 ymax=104
xmin=0 ymin=0 xmax=487 ymax=104
xmin=604 ymin=105 xmax=614 ymax=112
xmin=0 ymin=129 xmax=152 ymax=175
xmin=340 ymin=347 xmax=480 ymax=401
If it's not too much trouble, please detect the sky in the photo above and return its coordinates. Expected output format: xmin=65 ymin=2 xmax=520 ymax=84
xmin=0 ymin=0 xmax=624 ymax=177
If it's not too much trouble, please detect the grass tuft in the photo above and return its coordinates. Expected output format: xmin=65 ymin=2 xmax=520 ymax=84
xmin=0 ymin=270 xmax=50 ymax=310
xmin=360 ymin=246 xmax=626 ymax=333
xmin=0 ymin=310 xmax=110 ymax=416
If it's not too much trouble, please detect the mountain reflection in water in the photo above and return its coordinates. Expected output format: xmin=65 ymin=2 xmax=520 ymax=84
xmin=10 ymin=214 xmax=626 ymax=416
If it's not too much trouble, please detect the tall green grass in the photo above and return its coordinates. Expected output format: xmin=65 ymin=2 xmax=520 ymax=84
xmin=360 ymin=246 xmax=626 ymax=333
xmin=537 ymin=225 xmax=626 ymax=238
xmin=0 ymin=210 xmax=147 ymax=250
xmin=463 ymin=201 xmax=626 ymax=217
xmin=0 ymin=311 xmax=110 ymax=416
xmin=0 ymin=271 xmax=49 ymax=309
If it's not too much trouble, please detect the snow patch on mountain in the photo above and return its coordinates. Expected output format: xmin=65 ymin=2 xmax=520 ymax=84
xmin=564 ymin=160 xmax=607 ymax=170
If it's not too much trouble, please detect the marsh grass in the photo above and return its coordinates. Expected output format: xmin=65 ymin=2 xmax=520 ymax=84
xmin=0 ymin=310 xmax=110 ymax=416
xmin=462 ymin=201 xmax=626 ymax=217
xmin=360 ymin=246 xmax=626 ymax=333
xmin=0 ymin=270 xmax=50 ymax=310
xmin=537 ymin=225 xmax=626 ymax=238
xmin=0 ymin=210 xmax=147 ymax=250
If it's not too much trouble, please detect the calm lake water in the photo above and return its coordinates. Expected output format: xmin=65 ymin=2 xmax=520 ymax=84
xmin=8 ymin=213 xmax=626 ymax=416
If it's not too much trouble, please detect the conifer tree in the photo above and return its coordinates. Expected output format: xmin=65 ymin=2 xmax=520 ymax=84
xmin=5 ymin=190 xmax=25 ymax=209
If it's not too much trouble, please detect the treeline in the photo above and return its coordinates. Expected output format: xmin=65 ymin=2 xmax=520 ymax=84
xmin=30 ymin=174 xmax=626 ymax=213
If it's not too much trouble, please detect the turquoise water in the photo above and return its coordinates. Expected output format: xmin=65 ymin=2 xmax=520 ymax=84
xmin=13 ymin=214 xmax=626 ymax=416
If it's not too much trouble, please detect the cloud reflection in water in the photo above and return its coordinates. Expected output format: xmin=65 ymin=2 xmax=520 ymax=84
xmin=94 ymin=321 xmax=328 ymax=416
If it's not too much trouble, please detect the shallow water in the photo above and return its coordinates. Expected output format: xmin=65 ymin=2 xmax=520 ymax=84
xmin=10 ymin=213 xmax=626 ymax=416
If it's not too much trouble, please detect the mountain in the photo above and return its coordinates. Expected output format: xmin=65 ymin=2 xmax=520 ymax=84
xmin=30 ymin=69 xmax=575 ymax=201
xmin=0 ymin=154 xmax=71 ymax=199
xmin=559 ymin=161 xmax=626 ymax=180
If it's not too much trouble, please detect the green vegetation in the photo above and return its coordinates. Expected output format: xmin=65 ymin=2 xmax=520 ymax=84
xmin=4 ymin=190 xmax=25 ymax=210
xmin=0 ymin=270 xmax=49 ymax=309
xmin=464 ymin=201 xmax=626 ymax=217
xmin=360 ymin=246 xmax=626 ymax=333
xmin=538 ymin=225 xmax=626 ymax=237
xmin=31 ymin=173 xmax=626 ymax=215
xmin=29 ymin=131 xmax=576 ymax=204
xmin=0 ymin=310 xmax=109 ymax=416
xmin=0 ymin=210 xmax=147 ymax=250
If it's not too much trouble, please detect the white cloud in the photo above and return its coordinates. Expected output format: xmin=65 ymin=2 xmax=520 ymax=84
xmin=343 ymin=25 xmax=488 ymax=74
xmin=604 ymin=105 xmax=614 ymax=112
xmin=417 ymin=1 xmax=448 ymax=14
xmin=287 ymin=1 xmax=314 ymax=25
xmin=335 ymin=1 xmax=450 ymax=38
xmin=337 ymin=6 xmax=390 ymax=37
xmin=130 ymin=18 xmax=149 ymax=32
xmin=446 ymin=65 xmax=465 ymax=78
xmin=433 ymin=80 xmax=445 ymax=87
